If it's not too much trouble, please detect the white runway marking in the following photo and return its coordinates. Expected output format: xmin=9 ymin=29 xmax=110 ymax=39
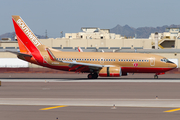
xmin=0 ymin=98 xmax=180 ymax=107
xmin=1 ymin=78 xmax=180 ymax=82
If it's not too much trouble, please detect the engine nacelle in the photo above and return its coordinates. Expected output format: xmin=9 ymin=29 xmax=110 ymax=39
xmin=99 ymin=67 xmax=122 ymax=77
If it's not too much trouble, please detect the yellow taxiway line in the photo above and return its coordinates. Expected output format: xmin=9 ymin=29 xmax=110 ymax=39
xmin=164 ymin=108 xmax=180 ymax=112
xmin=40 ymin=105 xmax=67 ymax=110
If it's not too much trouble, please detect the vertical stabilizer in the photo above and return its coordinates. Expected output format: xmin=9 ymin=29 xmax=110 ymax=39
xmin=12 ymin=15 xmax=46 ymax=64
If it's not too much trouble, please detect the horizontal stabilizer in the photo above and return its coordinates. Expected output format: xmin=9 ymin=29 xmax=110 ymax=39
xmin=6 ymin=50 xmax=32 ymax=57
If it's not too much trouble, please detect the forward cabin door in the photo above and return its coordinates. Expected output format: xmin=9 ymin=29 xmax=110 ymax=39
xmin=150 ymin=57 xmax=155 ymax=66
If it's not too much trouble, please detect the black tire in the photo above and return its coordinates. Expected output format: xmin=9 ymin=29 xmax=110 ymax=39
xmin=154 ymin=75 xmax=158 ymax=79
xmin=88 ymin=74 xmax=93 ymax=79
xmin=92 ymin=73 xmax=98 ymax=79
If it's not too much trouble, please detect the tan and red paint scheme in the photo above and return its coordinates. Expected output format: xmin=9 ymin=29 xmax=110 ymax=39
xmin=11 ymin=15 xmax=177 ymax=79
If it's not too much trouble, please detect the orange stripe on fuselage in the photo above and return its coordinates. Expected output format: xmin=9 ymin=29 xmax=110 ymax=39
xmin=17 ymin=36 xmax=30 ymax=54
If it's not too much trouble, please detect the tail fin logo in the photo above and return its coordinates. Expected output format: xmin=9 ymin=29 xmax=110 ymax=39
xmin=16 ymin=19 xmax=41 ymax=47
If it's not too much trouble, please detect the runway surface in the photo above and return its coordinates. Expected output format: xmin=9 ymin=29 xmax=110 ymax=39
xmin=0 ymin=73 xmax=180 ymax=120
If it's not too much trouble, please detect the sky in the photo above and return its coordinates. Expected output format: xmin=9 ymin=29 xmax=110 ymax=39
xmin=0 ymin=0 xmax=180 ymax=38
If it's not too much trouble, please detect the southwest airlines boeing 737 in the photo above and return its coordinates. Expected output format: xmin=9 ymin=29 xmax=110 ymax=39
xmin=10 ymin=15 xmax=177 ymax=79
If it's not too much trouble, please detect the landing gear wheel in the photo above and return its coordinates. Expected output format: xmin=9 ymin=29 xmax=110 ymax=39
xmin=154 ymin=75 xmax=158 ymax=79
xmin=92 ymin=73 xmax=98 ymax=79
xmin=87 ymin=73 xmax=98 ymax=79
xmin=88 ymin=74 xmax=93 ymax=79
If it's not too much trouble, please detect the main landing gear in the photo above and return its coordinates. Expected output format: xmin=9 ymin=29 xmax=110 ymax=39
xmin=154 ymin=75 xmax=158 ymax=79
xmin=88 ymin=73 xmax=98 ymax=79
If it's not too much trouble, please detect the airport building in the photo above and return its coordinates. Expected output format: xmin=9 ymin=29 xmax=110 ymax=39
xmin=0 ymin=27 xmax=180 ymax=68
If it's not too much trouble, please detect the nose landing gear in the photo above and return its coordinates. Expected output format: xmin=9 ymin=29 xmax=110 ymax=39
xmin=154 ymin=72 xmax=165 ymax=79
xmin=154 ymin=75 xmax=158 ymax=79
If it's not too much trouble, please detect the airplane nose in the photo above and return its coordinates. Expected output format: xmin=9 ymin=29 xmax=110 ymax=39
xmin=171 ymin=63 xmax=177 ymax=68
xmin=173 ymin=63 xmax=177 ymax=68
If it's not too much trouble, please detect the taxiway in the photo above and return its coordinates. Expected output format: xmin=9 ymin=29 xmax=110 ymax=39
xmin=0 ymin=73 xmax=180 ymax=120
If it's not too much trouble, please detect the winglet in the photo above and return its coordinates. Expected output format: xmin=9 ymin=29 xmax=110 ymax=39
xmin=46 ymin=48 xmax=57 ymax=61
xmin=78 ymin=46 xmax=83 ymax=52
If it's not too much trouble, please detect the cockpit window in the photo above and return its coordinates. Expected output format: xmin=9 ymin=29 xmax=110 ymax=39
xmin=161 ymin=58 xmax=174 ymax=64
xmin=166 ymin=59 xmax=174 ymax=64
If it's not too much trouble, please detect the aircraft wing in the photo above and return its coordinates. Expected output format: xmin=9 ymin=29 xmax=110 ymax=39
xmin=6 ymin=50 xmax=32 ymax=57
xmin=46 ymin=48 xmax=113 ymax=69
xmin=62 ymin=60 xmax=103 ymax=68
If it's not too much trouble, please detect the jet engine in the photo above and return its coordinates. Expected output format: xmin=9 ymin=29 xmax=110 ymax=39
xmin=99 ymin=67 xmax=123 ymax=77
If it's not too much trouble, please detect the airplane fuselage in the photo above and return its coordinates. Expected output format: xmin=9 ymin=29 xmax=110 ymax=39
xmin=20 ymin=50 xmax=176 ymax=74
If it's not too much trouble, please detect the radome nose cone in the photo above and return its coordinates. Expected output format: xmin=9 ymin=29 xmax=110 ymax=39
xmin=173 ymin=64 xmax=177 ymax=68
xmin=171 ymin=63 xmax=177 ymax=68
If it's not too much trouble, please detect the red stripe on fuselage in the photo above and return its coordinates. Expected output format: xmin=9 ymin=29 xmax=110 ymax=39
xmin=121 ymin=67 xmax=173 ymax=73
